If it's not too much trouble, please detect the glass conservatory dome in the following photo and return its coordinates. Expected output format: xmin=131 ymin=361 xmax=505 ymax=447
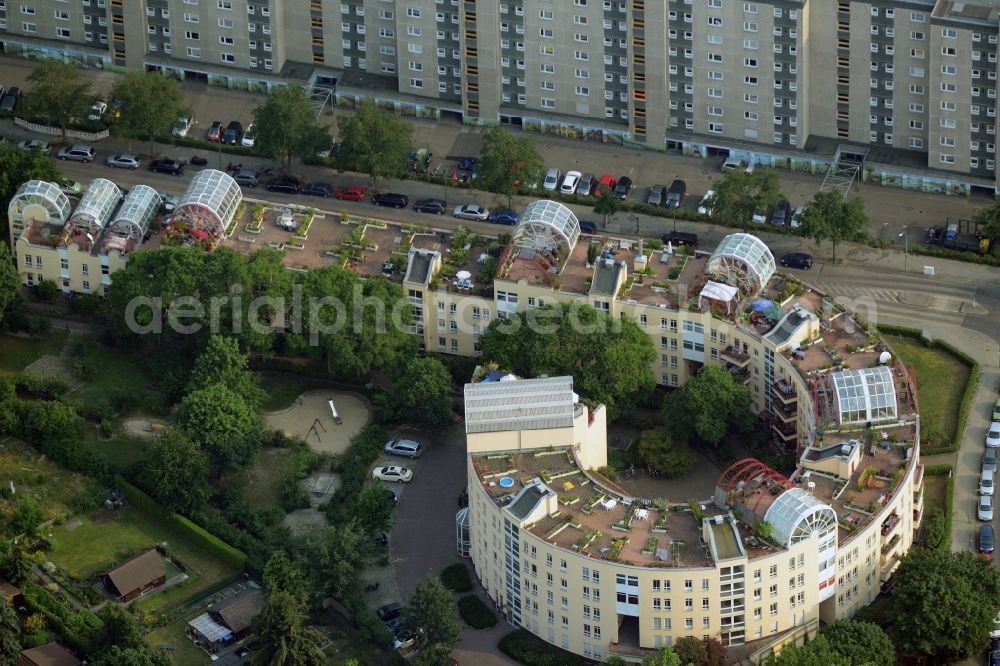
xmin=831 ymin=366 xmax=898 ymax=425
xmin=707 ymin=233 xmax=776 ymax=293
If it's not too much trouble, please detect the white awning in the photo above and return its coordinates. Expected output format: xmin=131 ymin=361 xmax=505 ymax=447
xmin=188 ymin=612 xmax=232 ymax=643
xmin=699 ymin=280 xmax=739 ymax=303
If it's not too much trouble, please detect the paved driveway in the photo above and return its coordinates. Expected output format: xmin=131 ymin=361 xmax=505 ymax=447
xmin=389 ymin=424 xmax=517 ymax=665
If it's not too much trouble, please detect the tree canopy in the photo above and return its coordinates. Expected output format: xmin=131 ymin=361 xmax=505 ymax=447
xmin=636 ymin=429 xmax=696 ymax=478
xmin=0 ymin=600 xmax=20 ymax=666
xmin=764 ymin=635 xmax=849 ymax=666
xmin=972 ymin=200 xmax=1000 ymax=251
xmin=708 ymin=168 xmax=784 ymax=229
xmin=797 ymin=190 xmax=868 ymax=261
xmin=403 ymin=575 xmax=461 ymax=666
xmin=886 ymin=549 xmax=1000 ymax=661
xmin=392 ymin=356 xmax=454 ymax=426
xmin=23 ymin=61 xmax=94 ymax=143
xmin=663 ymin=365 xmax=754 ymax=447
xmin=250 ymin=586 xmax=325 ymax=666
xmin=9 ymin=496 xmax=44 ymax=538
xmin=335 ymin=100 xmax=413 ymax=183
xmin=594 ymin=191 xmax=622 ymax=228
xmin=820 ymin=620 xmax=894 ymax=666
xmin=141 ymin=428 xmax=211 ymax=514
xmin=188 ymin=334 xmax=265 ymax=409
xmin=176 ymin=383 xmax=261 ymax=476
xmin=479 ymin=302 xmax=655 ymax=419
xmin=0 ymin=141 xmax=61 ymax=202
xmin=642 ymin=646 xmax=683 ymax=666
xmin=110 ymin=71 xmax=186 ymax=156
xmin=474 ymin=127 xmax=544 ymax=207
xmin=252 ymin=85 xmax=331 ymax=169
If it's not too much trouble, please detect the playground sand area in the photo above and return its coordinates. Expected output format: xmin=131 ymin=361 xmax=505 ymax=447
xmin=262 ymin=390 xmax=371 ymax=454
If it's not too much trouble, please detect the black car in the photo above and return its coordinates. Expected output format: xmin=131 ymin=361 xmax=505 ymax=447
xmin=266 ymin=176 xmax=302 ymax=194
xmin=664 ymin=179 xmax=686 ymax=208
xmin=386 ymin=488 xmax=397 ymax=505
xmin=372 ymin=192 xmax=409 ymax=208
xmin=148 ymin=159 xmax=185 ymax=176
xmin=302 ymin=182 xmax=334 ymax=197
xmin=980 ymin=524 xmax=995 ymax=558
xmin=579 ymin=221 xmax=598 ymax=234
xmin=991 ymin=639 xmax=1000 ymax=666
xmin=222 ymin=120 xmax=244 ymax=144
xmin=780 ymin=252 xmax=813 ymax=270
xmin=0 ymin=87 xmax=21 ymax=113
xmin=613 ymin=176 xmax=633 ymax=200
xmin=662 ymin=230 xmax=698 ymax=247
xmin=377 ymin=602 xmax=402 ymax=623
xmin=413 ymin=198 xmax=446 ymax=214
xmin=771 ymin=200 xmax=792 ymax=226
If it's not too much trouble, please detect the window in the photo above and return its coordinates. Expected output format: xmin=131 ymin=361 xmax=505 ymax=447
xmin=183 ymin=12 xmax=199 ymax=22
xmin=940 ymin=154 xmax=955 ymax=164
xmin=187 ymin=47 xmax=201 ymax=57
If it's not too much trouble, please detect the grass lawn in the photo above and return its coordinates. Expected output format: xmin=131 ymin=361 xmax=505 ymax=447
xmin=68 ymin=342 xmax=170 ymax=415
xmin=0 ymin=330 xmax=69 ymax=375
xmin=144 ymin=610 xmax=209 ymax=666
xmin=47 ymin=506 xmax=240 ymax=613
xmin=259 ymin=372 xmax=336 ymax=412
xmin=80 ymin=426 xmax=154 ymax=473
xmin=233 ymin=448 xmax=298 ymax=508
xmin=884 ymin=335 xmax=970 ymax=443
xmin=923 ymin=475 xmax=948 ymax=515
xmin=0 ymin=441 xmax=102 ymax=525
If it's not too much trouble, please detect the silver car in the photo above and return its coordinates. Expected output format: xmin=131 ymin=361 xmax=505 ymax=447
xmin=384 ymin=439 xmax=422 ymax=459
xmin=106 ymin=153 xmax=140 ymax=170
xmin=57 ymin=144 xmax=96 ymax=162
xmin=576 ymin=173 xmax=595 ymax=196
xmin=980 ymin=494 xmax=994 ymax=522
xmin=18 ymin=139 xmax=51 ymax=154
xmin=453 ymin=204 xmax=490 ymax=221
xmin=647 ymin=184 xmax=665 ymax=206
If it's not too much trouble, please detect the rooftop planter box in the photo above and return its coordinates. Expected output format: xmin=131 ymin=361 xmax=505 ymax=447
xmin=612 ymin=502 xmax=639 ymax=531
xmin=482 ymin=469 xmax=518 ymax=480
xmin=575 ymin=530 xmax=602 ymax=552
xmin=609 ymin=537 xmax=629 ymax=559
xmin=581 ymin=495 xmax=606 ymax=515
xmin=642 ymin=537 xmax=658 ymax=555
xmin=653 ymin=513 xmax=670 ymax=533
xmin=559 ymin=495 xmax=579 ymax=506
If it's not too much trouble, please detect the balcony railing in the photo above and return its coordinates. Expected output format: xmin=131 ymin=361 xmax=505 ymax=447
xmin=721 ymin=346 xmax=751 ymax=367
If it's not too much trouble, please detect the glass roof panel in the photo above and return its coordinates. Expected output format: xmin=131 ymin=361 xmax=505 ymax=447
xmin=71 ymin=178 xmax=122 ymax=231
xmin=10 ymin=180 xmax=73 ymax=222
xmin=831 ymin=366 xmax=898 ymax=425
xmin=707 ymin=233 xmax=776 ymax=288
xmin=111 ymin=185 xmax=161 ymax=239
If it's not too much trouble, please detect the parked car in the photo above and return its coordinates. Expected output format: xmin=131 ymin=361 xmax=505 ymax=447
xmin=148 ymin=159 xmax=185 ymax=176
xmin=106 ymin=153 xmax=140 ymax=170
xmin=301 ymin=182 xmax=334 ymax=197
xmin=384 ymin=439 xmax=422 ymax=459
xmin=207 ymin=121 xmax=224 ymax=142
xmin=980 ymin=495 xmax=994 ymax=521
xmin=158 ymin=192 xmax=178 ymax=213
xmin=385 ymin=488 xmax=398 ymax=506
xmin=662 ymin=231 xmax=698 ymax=247
xmin=88 ymin=101 xmax=107 ymax=121
xmin=560 ymin=171 xmax=582 ymax=194
xmin=372 ymin=192 xmax=409 ymax=208
xmin=993 ymin=398 xmax=1000 ymax=422
xmin=991 ymin=611 xmax=1000 ymax=640
xmin=790 ymin=204 xmax=806 ymax=229
xmin=335 ymin=186 xmax=366 ymax=201
xmin=377 ymin=603 xmax=403 ymax=623
xmin=17 ymin=139 xmax=50 ymax=154
xmin=373 ymin=466 xmax=412 ymax=483
xmin=171 ymin=116 xmax=193 ymax=138
xmin=592 ymin=174 xmax=617 ymax=197
xmin=241 ymin=123 xmax=256 ymax=147
xmin=722 ymin=156 xmax=745 ymax=171
xmin=453 ymin=203 xmax=490 ymax=220
xmin=576 ymin=173 xmax=596 ymax=196
xmin=751 ymin=206 xmax=769 ymax=224
xmin=979 ymin=524 xmax=995 ymax=559
xmin=489 ymin=209 xmax=520 ymax=225
xmin=991 ymin=638 xmax=1000 ymax=666
xmin=697 ymin=190 xmax=716 ymax=216
xmin=988 ymin=422 xmax=1000 ymax=448
xmin=579 ymin=220 xmax=598 ymax=234
xmin=780 ymin=252 xmax=814 ymax=270
xmin=542 ymin=167 xmax=561 ymax=191
xmin=613 ymin=176 xmax=633 ymax=200
xmin=58 ymin=144 xmax=96 ymax=162
xmin=771 ymin=200 xmax=792 ymax=226
xmin=664 ymin=179 xmax=686 ymax=208
xmin=0 ymin=87 xmax=21 ymax=113
xmin=233 ymin=170 xmax=259 ymax=188
xmin=266 ymin=176 xmax=302 ymax=194
xmin=646 ymin=185 xmax=665 ymax=207
xmin=981 ymin=469 xmax=995 ymax=496
xmin=222 ymin=120 xmax=243 ymax=144
xmin=458 ymin=157 xmax=477 ymax=171
xmin=413 ymin=198 xmax=447 ymax=214
xmin=986 ymin=447 xmax=998 ymax=474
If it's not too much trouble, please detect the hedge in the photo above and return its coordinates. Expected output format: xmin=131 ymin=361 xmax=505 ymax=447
xmin=923 ymin=464 xmax=954 ymax=476
xmin=457 ymin=594 xmax=498 ymax=629
xmin=920 ymin=464 xmax=955 ymax=551
xmin=440 ymin=563 xmax=473 ymax=593
xmin=115 ymin=475 xmax=248 ymax=570
xmin=498 ymin=629 xmax=585 ymax=666
xmin=910 ymin=243 xmax=1000 ymax=267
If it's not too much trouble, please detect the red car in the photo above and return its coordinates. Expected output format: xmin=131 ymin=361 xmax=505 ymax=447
xmin=335 ymin=186 xmax=365 ymax=201
xmin=591 ymin=174 xmax=617 ymax=197
xmin=207 ymin=121 xmax=224 ymax=142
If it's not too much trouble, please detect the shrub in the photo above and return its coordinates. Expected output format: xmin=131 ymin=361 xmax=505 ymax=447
xmin=458 ymin=595 xmax=498 ymax=629
xmin=15 ymin=371 xmax=70 ymax=398
xmin=498 ymin=629 xmax=584 ymax=666
xmin=440 ymin=563 xmax=473 ymax=593
xmin=34 ymin=280 xmax=59 ymax=301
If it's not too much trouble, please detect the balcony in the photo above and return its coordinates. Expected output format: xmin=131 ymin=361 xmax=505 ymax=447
xmin=880 ymin=513 xmax=900 ymax=538
xmin=771 ymin=419 xmax=797 ymax=442
xmin=728 ymin=366 xmax=751 ymax=384
xmin=772 ymin=398 xmax=797 ymax=422
xmin=772 ymin=379 xmax=798 ymax=405
xmin=721 ymin=346 xmax=751 ymax=368
xmin=913 ymin=464 xmax=923 ymax=491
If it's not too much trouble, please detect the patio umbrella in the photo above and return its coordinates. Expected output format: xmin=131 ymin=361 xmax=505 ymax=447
xmin=752 ymin=299 xmax=774 ymax=312
xmin=456 ymin=270 xmax=472 ymax=280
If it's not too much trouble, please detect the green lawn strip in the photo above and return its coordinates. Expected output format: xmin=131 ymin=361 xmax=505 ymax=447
xmin=67 ymin=343 xmax=170 ymax=415
xmin=0 ymin=330 xmax=69 ymax=374
xmin=79 ymin=426 xmax=154 ymax=473
xmin=144 ymin=610 xmax=209 ymax=666
xmin=0 ymin=443 xmax=102 ymax=522
xmin=47 ymin=506 xmax=239 ymax=613
xmin=883 ymin=334 xmax=969 ymax=445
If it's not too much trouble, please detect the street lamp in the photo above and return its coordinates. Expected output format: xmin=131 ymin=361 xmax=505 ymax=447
xmin=633 ymin=214 xmax=640 ymax=235
xmin=898 ymin=226 xmax=908 ymax=273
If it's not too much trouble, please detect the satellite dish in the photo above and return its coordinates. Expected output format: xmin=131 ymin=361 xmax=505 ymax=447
xmin=878 ymin=351 xmax=892 ymax=364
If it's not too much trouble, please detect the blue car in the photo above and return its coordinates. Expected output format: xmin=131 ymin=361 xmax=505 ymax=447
xmin=488 ymin=209 xmax=520 ymax=225
xmin=458 ymin=157 xmax=477 ymax=171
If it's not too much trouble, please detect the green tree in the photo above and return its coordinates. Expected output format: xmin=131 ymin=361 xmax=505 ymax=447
xmin=335 ymin=99 xmax=413 ymax=184
xmin=594 ymin=190 xmax=621 ymax=229
xmin=22 ymin=61 xmax=93 ymax=144
xmin=642 ymin=646 xmax=683 ymax=666
xmin=250 ymin=588 xmax=325 ymax=666
xmin=34 ymin=280 xmax=58 ymax=301
xmin=403 ymin=575 xmax=461 ymax=666
xmin=708 ymin=168 xmax=783 ymax=229
xmin=972 ymin=201 xmax=1000 ymax=251
xmin=0 ymin=238 xmax=23 ymax=327
xmin=111 ymin=71 xmax=186 ymax=157
xmin=252 ymin=85 xmax=332 ymax=169
xmin=663 ymin=365 xmax=754 ymax=447
xmin=0 ymin=544 xmax=33 ymax=586
xmin=479 ymin=303 xmax=655 ymax=420
xmin=673 ymin=636 xmax=705 ymax=665
xmin=821 ymin=620 xmax=894 ymax=666
xmin=176 ymin=383 xmax=261 ymax=476
xmin=293 ymin=523 xmax=364 ymax=605
xmin=141 ymin=428 xmax=211 ymax=515
xmin=355 ymin=483 xmax=395 ymax=534
xmin=637 ymin=429 xmax=696 ymax=478
xmin=93 ymin=605 xmax=144 ymax=654
xmin=887 ymin=549 xmax=1000 ymax=662
xmin=797 ymin=190 xmax=868 ymax=262
xmin=0 ymin=141 xmax=61 ymax=202
xmin=91 ymin=646 xmax=171 ymax=666
xmin=0 ymin=600 xmax=21 ymax=666
xmin=8 ymin=496 xmax=44 ymax=538
xmin=765 ymin=635 xmax=849 ymax=666
xmin=393 ymin=356 xmax=454 ymax=426
xmin=474 ymin=127 xmax=544 ymax=207
xmin=262 ymin=551 xmax=307 ymax=600
xmin=188 ymin=335 xmax=266 ymax=409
